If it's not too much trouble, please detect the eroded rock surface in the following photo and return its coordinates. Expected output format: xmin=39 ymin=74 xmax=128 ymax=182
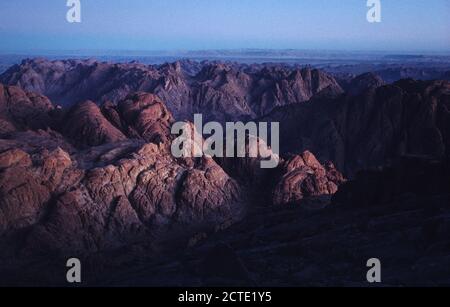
xmin=0 ymin=86 xmax=245 ymax=259
xmin=273 ymin=151 xmax=345 ymax=205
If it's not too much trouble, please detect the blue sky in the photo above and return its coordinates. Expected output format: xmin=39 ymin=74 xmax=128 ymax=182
xmin=0 ymin=0 xmax=449 ymax=52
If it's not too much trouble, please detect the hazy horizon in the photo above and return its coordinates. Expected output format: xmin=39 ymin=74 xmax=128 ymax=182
xmin=2 ymin=48 xmax=450 ymax=56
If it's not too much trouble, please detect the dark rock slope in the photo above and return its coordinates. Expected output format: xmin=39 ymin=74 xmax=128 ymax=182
xmin=263 ymin=79 xmax=450 ymax=176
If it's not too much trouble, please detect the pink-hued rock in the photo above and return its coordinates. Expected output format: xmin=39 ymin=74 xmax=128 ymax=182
xmin=117 ymin=92 xmax=174 ymax=144
xmin=0 ymin=84 xmax=245 ymax=256
xmin=0 ymin=147 xmax=75 ymax=234
xmin=273 ymin=151 xmax=345 ymax=206
xmin=0 ymin=83 xmax=54 ymax=133
xmin=62 ymin=100 xmax=127 ymax=147
xmin=17 ymin=143 xmax=243 ymax=255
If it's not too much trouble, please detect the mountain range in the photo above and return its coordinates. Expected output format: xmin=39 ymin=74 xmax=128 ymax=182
xmin=0 ymin=59 xmax=343 ymax=123
xmin=0 ymin=58 xmax=449 ymax=286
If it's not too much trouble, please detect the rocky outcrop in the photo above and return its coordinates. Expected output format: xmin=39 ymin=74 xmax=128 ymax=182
xmin=117 ymin=92 xmax=175 ymax=144
xmin=0 ymin=147 xmax=75 ymax=235
xmin=0 ymin=142 xmax=244 ymax=256
xmin=0 ymin=84 xmax=55 ymax=134
xmin=59 ymin=92 xmax=175 ymax=148
xmin=62 ymin=100 xmax=127 ymax=147
xmin=0 ymin=87 xmax=245 ymax=258
xmin=273 ymin=151 xmax=345 ymax=205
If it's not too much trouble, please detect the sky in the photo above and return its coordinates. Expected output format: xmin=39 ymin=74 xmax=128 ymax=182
xmin=0 ymin=0 xmax=449 ymax=53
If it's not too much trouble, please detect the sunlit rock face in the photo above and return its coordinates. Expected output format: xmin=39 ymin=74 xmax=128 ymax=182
xmin=0 ymin=85 xmax=245 ymax=257
xmin=273 ymin=151 xmax=345 ymax=206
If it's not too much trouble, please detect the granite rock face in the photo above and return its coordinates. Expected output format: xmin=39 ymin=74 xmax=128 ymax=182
xmin=62 ymin=100 xmax=127 ymax=147
xmin=273 ymin=151 xmax=345 ymax=206
xmin=0 ymin=85 xmax=245 ymax=258
xmin=15 ymin=143 xmax=244 ymax=256
xmin=0 ymin=83 xmax=55 ymax=135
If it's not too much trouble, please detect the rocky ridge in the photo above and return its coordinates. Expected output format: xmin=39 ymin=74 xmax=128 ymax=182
xmin=0 ymin=58 xmax=343 ymax=122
